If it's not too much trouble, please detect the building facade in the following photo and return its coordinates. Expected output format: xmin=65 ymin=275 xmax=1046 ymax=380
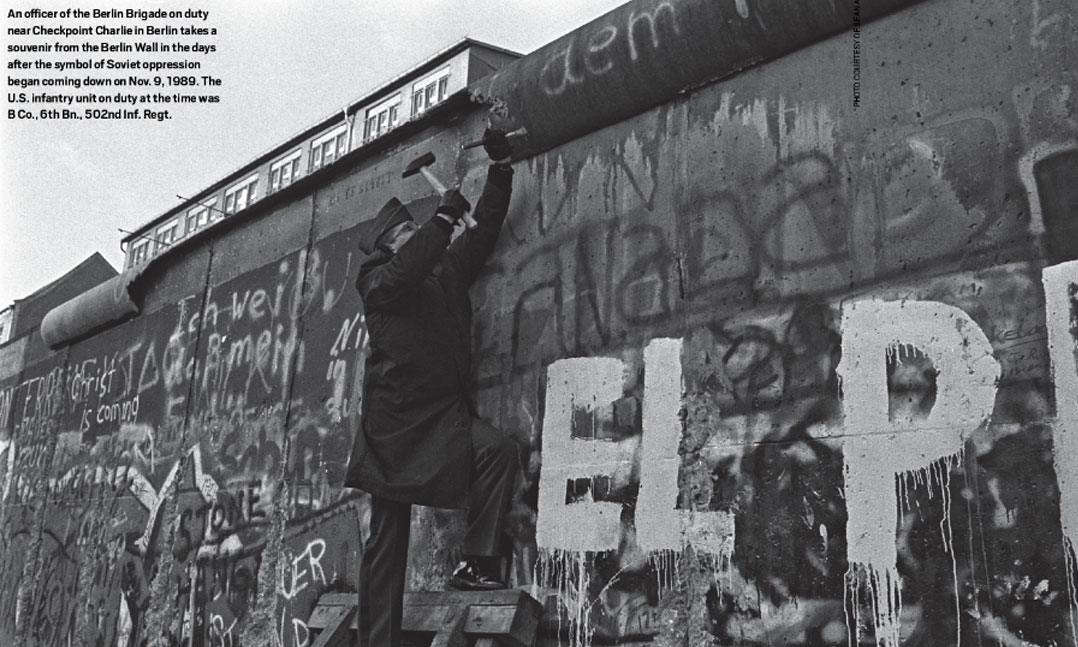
xmin=121 ymin=39 xmax=520 ymax=269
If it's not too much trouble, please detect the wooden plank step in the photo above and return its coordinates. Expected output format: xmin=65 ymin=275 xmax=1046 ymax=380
xmin=402 ymin=590 xmax=541 ymax=647
xmin=309 ymin=588 xmax=542 ymax=647
xmin=309 ymin=606 xmax=355 ymax=647
xmin=402 ymin=602 xmax=518 ymax=633
xmin=312 ymin=592 xmax=357 ymax=609
xmin=406 ymin=590 xmax=532 ymax=606
xmin=428 ymin=604 xmax=468 ymax=647
xmin=465 ymin=600 xmax=541 ymax=647
xmin=307 ymin=593 xmax=356 ymax=629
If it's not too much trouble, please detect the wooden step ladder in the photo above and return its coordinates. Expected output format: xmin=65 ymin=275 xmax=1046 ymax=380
xmin=308 ymin=589 xmax=542 ymax=647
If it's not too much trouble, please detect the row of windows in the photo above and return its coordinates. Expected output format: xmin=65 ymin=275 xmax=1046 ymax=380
xmin=270 ymin=150 xmax=303 ymax=193
xmin=412 ymin=73 xmax=450 ymax=118
xmin=127 ymin=67 xmax=455 ymax=268
xmin=364 ymin=67 xmax=450 ymax=144
xmin=225 ymin=175 xmax=259 ymax=215
xmin=364 ymin=97 xmax=400 ymax=143
xmin=128 ymin=195 xmax=222 ymax=265
xmin=311 ymin=126 xmax=349 ymax=172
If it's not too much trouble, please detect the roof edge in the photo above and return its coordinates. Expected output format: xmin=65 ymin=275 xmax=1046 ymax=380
xmin=121 ymin=38 xmax=521 ymax=245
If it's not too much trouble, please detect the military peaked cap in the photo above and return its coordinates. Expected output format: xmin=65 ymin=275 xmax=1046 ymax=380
xmin=358 ymin=197 xmax=413 ymax=255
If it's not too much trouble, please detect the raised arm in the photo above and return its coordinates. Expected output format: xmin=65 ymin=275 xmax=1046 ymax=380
xmin=356 ymin=217 xmax=454 ymax=310
xmin=445 ymin=163 xmax=514 ymax=285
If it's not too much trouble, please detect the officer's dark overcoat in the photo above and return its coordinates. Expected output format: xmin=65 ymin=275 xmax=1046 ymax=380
xmin=344 ymin=165 xmax=513 ymax=509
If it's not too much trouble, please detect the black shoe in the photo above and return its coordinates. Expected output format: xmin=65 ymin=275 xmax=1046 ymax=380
xmin=448 ymin=560 xmax=506 ymax=591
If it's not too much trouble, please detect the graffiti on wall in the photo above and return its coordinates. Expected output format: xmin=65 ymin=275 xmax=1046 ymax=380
xmin=521 ymin=263 xmax=1076 ymax=646
xmin=1 ymin=30 xmax=1076 ymax=646
xmin=0 ymin=231 xmax=369 ymax=647
xmin=471 ymin=97 xmax=1077 ymax=644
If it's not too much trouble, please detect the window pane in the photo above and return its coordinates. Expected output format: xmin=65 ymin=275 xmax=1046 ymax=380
xmin=389 ymin=105 xmax=398 ymax=127
xmin=438 ymin=76 xmax=449 ymax=101
xmin=425 ymin=84 xmax=435 ymax=105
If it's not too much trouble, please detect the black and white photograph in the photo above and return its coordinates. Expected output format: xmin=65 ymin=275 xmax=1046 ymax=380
xmin=1 ymin=1 xmax=1076 ymax=645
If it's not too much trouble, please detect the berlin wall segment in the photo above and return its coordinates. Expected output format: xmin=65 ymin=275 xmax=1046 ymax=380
xmin=1 ymin=0 xmax=1077 ymax=645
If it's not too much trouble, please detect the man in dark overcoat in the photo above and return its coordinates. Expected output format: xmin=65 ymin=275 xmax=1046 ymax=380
xmin=345 ymin=129 xmax=520 ymax=647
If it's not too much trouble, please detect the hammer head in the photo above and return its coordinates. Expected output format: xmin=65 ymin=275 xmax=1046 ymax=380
xmin=402 ymin=152 xmax=436 ymax=178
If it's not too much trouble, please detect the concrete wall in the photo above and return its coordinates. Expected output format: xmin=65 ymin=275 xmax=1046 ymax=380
xmin=1 ymin=0 xmax=1076 ymax=645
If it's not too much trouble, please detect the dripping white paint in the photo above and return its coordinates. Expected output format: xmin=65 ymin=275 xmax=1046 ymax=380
xmin=533 ymin=260 xmax=1078 ymax=647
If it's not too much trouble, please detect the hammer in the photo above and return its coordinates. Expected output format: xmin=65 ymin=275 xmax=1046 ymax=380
xmin=402 ymin=152 xmax=478 ymax=229
xmin=461 ymin=126 xmax=528 ymax=150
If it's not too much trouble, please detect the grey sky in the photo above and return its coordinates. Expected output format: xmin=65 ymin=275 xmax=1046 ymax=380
xmin=0 ymin=0 xmax=626 ymax=308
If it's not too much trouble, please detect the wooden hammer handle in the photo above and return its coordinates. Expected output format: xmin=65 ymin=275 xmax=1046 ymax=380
xmin=419 ymin=167 xmax=477 ymax=229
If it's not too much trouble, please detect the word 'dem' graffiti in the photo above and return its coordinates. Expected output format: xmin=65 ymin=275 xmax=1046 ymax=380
xmin=535 ymin=260 xmax=1078 ymax=647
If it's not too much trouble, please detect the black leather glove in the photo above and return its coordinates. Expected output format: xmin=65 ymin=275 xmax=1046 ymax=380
xmin=483 ymin=127 xmax=512 ymax=162
xmin=436 ymin=189 xmax=472 ymax=221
